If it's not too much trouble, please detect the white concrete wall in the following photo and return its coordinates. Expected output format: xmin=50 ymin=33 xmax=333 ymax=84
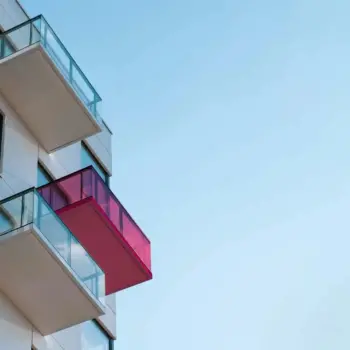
xmin=98 ymin=294 xmax=117 ymax=339
xmin=0 ymin=291 xmax=32 ymax=350
xmin=52 ymin=302 xmax=117 ymax=349
xmin=0 ymin=94 xmax=38 ymax=193
xmin=0 ymin=90 xmax=117 ymax=350
xmin=86 ymin=122 xmax=113 ymax=175
xmin=33 ymin=329 xmax=64 ymax=350
xmin=0 ymin=0 xmax=28 ymax=32
xmin=0 ymin=0 xmax=31 ymax=52
xmin=0 ymin=1 xmax=116 ymax=348
xmin=0 ymin=0 xmax=113 ymax=177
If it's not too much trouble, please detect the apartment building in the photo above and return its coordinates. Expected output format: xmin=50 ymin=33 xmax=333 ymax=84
xmin=0 ymin=1 xmax=152 ymax=349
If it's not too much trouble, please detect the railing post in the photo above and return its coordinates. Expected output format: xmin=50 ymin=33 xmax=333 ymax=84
xmin=94 ymin=170 xmax=98 ymax=203
xmin=49 ymin=186 xmax=52 ymax=209
xmin=37 ymin=193 xmax=42 ymax=230
xmin=69 ymin=60 xmax=73 ymax=84
xmin=106 ymin=193 xmax=110 ymax=217
xmin=43 ymin=19 xmax=48 ymax=47
xmin=68 ymin=232 xmax=71 ymax=266
xmin=119 ymin=206 xmax=123 ymax=232
xmin=94 ymin=274 xmax=98 ymax=298
xmin=29 ymin=21 xmax=33 ymax=45
xmin=93 ymin=95 xmax=97 ymax=117
xmin=90 ymin=167 xmax=94 ymax=198
xmin=80 ymin=171 xmax=83 ymax=200
xmin=0 ymin=36 xmax=4 ymax=58
xmin=20 ymin=193 xmax=25 ymax=227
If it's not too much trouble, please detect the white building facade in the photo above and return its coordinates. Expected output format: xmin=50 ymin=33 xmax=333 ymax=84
xmin=0 ymin=1 xmax=152 ymax=349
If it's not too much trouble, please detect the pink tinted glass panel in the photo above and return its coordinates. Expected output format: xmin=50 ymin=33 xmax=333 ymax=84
xmin=38 ymin=167 xmax=151 ymax=271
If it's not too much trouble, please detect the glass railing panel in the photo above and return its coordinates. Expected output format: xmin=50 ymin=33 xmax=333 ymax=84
xmin=40 ymin=20 xmax=71 ymax=82
xmin=38 ymin=16 xmax=101 ymax=122
xmin=122 ymin=212 xmax=151 ymax=270
xmin=0 ymin=190 xmax=34 ymax=234
xmin=95 ymin=174 xmax=109 ymax=215
xmin=0 ymin=16 xmax=102 ymax=125
xmin=0 ymin=189 xmax=105 ymax=303
xmin=0 ymin=37 xmax=15 ymax=58
xmin=109 ymin=197 xmax=122 ymax=232
xmin=71 ymin=64 xmax=95 ymax=108
xmin=33 ymin=192 xmax=104 ymax=303
xmin=34 ymin=193 xmax=71 ymax=262
xmin=4 ymin=41 xmax=14 ymax=57
xmin=71 ymin=235 xmax=105 ymax=304
xmin=22 ymin=191 xmax=35 ymax=226
xmin=0 ymin=195 xmax=23 ymax=234
xmin=4 ymin=23 xmax=30 ymax=54
xmin=31 ymin=17 xmax=42 ymax=44
xmin=38 ymin=166 xmax=152 ymax=272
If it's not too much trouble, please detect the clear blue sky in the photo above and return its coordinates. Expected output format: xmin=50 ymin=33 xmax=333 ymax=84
xmin=21 ymin=0 xmax=350 ymax=348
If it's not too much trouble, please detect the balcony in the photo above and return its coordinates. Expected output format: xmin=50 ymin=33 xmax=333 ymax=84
xmin=0 ymin=15 xmax=102 ymax=152
xmin=38 ymin=166 xmax=152 ymax=294
xmin=0 ymin=188 xmax=105 ymax=335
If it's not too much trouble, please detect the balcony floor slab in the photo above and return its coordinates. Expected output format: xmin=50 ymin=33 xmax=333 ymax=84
xmin=0 ymin=223 xmax=104 ymax=335
xmin=0 ymin=44 xmax=101 ymax=152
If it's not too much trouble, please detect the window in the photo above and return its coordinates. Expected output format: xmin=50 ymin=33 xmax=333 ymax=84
xmin=82 ymin=320 xmax=114 ymax=350
xmin=37 ymin=163 xmax=53 ymax=187
xmin=81 ymin=142 xmax=109 ymax=184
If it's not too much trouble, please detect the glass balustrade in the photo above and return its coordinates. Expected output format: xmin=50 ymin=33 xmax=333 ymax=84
xmin=38 ymin=166 xmax=151 ymax=272
xmin=0 ymin=15 xmax=102 ymax=124
xmin=0 ymin=188 xmax=105 ymax=304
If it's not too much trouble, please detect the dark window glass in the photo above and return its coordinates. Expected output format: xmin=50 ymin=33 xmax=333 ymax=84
xmin=37 ymin=163 xmax=53 ymax=187
xmin=81 ymin=142 xmax=109 ymax=184
xmin=82 ymin=320 xmax=113 ymax=350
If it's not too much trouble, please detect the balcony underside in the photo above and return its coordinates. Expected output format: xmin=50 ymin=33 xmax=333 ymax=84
xmin=0 ymin=224 xmax=104 ymax=335
xmin=0 ymin=44 xmax=101 ymax=152
xmin=57 ymin=197 xmax=152 ymax=294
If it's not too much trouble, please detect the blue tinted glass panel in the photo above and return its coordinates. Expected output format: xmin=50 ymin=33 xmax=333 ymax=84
xmin=81 ymin=143 xmax=108 ymax=184
xmin=0 ymin=210 xmax=13 ymax=233
xmin=82 ymin=321 xmax=110 ymax=350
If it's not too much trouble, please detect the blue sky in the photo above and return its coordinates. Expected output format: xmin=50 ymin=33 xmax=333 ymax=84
xmin=21 ymin=0 xmax=350 ymax=348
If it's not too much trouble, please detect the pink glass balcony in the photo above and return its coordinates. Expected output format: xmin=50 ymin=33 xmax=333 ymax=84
xmin=37 ymin=166 xmax=152 ymax=294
